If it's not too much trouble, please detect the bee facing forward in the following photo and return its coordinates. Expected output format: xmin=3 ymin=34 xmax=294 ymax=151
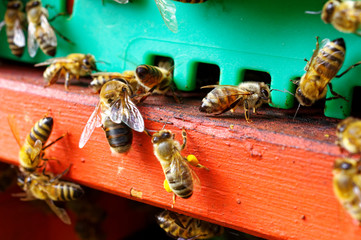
xmin=294 ymin=37 xmax=361 ymax=108
xmin=333 ymin=158 xmax=361 ymax=222
xmin=15 ymin=168 xmax=84 ymax=225
xmin=0 ymin=0 xmax=26 ymax=57
xmin=336 ymin=117 xmax=361 ymax=154
xmin=151 ymin=128 xmax=208 ymax=203
xmin=156 ymin=210 xmax=224 ymax=240
xmin=26 ymin=0 xmax=57 ymax=57
xmin=79 ymin=80 xmax=144 ymax=154
xmin=8 ymin=115 xmax=65 ymax=173
xmin=199 ymin=82 xmax=271 ymax=122
xmin=321 ymin=0 xmax=361 ymax=36
xmin=35 ymin=53 xmax=97 ymax=90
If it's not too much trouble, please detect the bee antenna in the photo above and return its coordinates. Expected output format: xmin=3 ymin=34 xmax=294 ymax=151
xmin=293 ymin=103 xmax=301 ymax=121
xmin=270 ymin=88 xmax=295 ymax=96
xmin=96 ymin=60 xmax=111 ymax=65
xmin=305 ymin=10 xmax=322 ymax=15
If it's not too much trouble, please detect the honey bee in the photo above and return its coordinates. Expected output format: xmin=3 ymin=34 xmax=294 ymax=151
xmin=79 ymin=80 xmax=144 ymax=154
xmin=0 ymin=0 xmax=26 ymax=57
xmin=321 ymin=0 xmax=361 ymax=36
xmin=15 ymin=168 xmax=84 ymax=225
xmin=151 ymin=128 xmax=208 ymax=203
xmin=336 ymin=117 xmax=361 ymax=154
xmin=156 ymin=210 xmax=224 ymax=240
xmin=8 ymin=115 xmax=65 ymax=173
xmin=135 ymin=60 xmax=180 ymax=103
xmin=154 ymin=0 xmax=207 ymax=33
xmin=333 ymin=158 xmax=361 ymax=222
xmin=294 ymin=37 xmax=361 ymax=108
xmin=26 ymin=0 xmax=57 ymax=57
xmin=199 ymin=82 xmax=271 ymax=122
xmin=90 ymin=71 xmax=140 ymax=93
xmin=35 ymin=53 xmax=98 ymax=90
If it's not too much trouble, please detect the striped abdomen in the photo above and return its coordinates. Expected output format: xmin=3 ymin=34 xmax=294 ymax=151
xmin=46 ymin=181 xmax=84 ymax=201
xmin=200 ymin=86 xmax=241 ymax=114
xmin=173 ymin=0 xmax=207 ymax=3
xmin=102 ymin=117 xmax=133 ymax=153
xmin=156 ymin=210 xmax=224 ymax=239
xmin=44 ymin=63 xmax=63 ymax=85
xmin=313 ymin=38 xmax=345 ymax=80
xmin=135 ymin=65 xmax=169 ymax=89
xmin=25 ymin=117 xmax=53 ymax=148
xmin=36 ymin=26 xmax=56 ymax=56
xmin=164 ymin=160 xmax=193 ymax=199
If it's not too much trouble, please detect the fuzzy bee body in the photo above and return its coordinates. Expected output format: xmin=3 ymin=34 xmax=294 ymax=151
xmin=102 ymin=116 xmax=133 ymax=154
xmin=336 ymin=117 xmax=361 ymax=154
xmin=135 ymin=64 xmax=173 ymax=94
xmin=157 ymin=210 xmax=224 ymax=240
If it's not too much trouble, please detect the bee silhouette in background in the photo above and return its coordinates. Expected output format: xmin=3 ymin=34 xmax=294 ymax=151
xmin=156 ymin=210 xmax=224 ymax=240
xmin=0 ymin=0 xmax=26 ymax=57
xmin=336 ymin=117 xmax=361 ymax=154
xmin=307 ymin=0 xmax=361 ymax=36
xmin=79 ymin=80 xmax=144 ymax=154
xmin=35 ymin=53 xmax=98 ymax=90
xmin=200 ymin=82 xmax=271 ymax=122
xmin=293 ymin=37 xmax=361 ymax=118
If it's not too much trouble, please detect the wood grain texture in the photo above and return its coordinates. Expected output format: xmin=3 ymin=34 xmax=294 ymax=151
xmin=0 ymin=62 xmax=359 ymax=240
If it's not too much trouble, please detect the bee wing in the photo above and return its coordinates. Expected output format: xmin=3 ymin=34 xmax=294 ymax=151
xmin=79 ymin=102 xmax=102 ymax=148
xmin=40 ymin=14 xmax=57 ymax=48
xmin=154 ymin=0 xmax=178 ymax=33
xmin=171 ymin=151 xmax=201 ymax=188
xmin=30 ymin=140 xmax=43 ymax=161
xmin=27 ymin=22 xmax=39 ymax=58
xmin=110 ymin=96 xmax=145 ymax=132
xmin=45 ymin=199 xmax=71 ymax=225
xmin=304 ymin=38 xmax=330 ymax=72
xmin=34 ymin=57 xmax=75 ymax=67
xmin=13 ymin=19 xmax=25 ymax=47
xmin=7 ymin=115 xmax=22 ymax=148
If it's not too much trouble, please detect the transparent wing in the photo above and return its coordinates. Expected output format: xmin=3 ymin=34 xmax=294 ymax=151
xmin=27 ymin=23 xmax=39 ymax=58
xmin=40 ymin=14 xmax=57 ymax=48
xmin=13 ymin=19 xmax=25 ymax=47
xmin=30 ymin=140 xmax=43 ymax=161
xmin=113 ymin=0 xmax=129 ymax=3
xmin=34 ymin=57 xmax=75 ymax=67
xmin=0 ymin=21 xmax=5 ymax=32
xmin=7 ymin=114 xmax=22 ymax=148
xmin=79 ymin=102 xmax=102 ymax=148
xmin=171 ymin=151 xmax=201 ymax=189
xmin=45 ymin=199 xmax=71 ymax=225
xmin=154 ymin=0 xmax=178 ymax=33
xmin=110 ymin=96 xmax=144 ymax=132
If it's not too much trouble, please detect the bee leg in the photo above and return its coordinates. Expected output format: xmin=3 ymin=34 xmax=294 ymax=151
xmin=326 ymin=83 xmax=348 ymax=102
xmin=50 ymin=164 xmax=72 ymax=183
xmin=244 ymin=101 xmax=252 ymax=123
xmin=181 ymin=129 xmax=187 ymax=150
xmin=186 ymin=155 xmax=209 ymax=171
xmin=42 ymin=133 xmax=67 ymax=151
xmin=172 ymin=193 xmax=176 ymax=208
xmin=336 ymin=61 xmax=361 ymax=78
xmin=170 ymin=83 xmax=182 ymax=104
xmin=48 ymin=12 xmax=67 ymax=22
xmin=51 ymin=26 xmax=75 ymax=45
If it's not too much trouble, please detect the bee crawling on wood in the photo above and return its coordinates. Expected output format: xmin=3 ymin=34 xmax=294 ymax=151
xmin=35 ymin=53 xmax=98 ymax=90
xmin=150 ymin=127 xmax=208 ymax=204
xmin=199 ymin=81 xmax=271 ymax=122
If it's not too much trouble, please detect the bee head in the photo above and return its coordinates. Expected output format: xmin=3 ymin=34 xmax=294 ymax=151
xmin=26 ymin=0 xmax=41 ymax=12
xmin=333 ymin=158 xmax=359 ymax=175
xmin=82 ymin=54 xmax=97 ymax=72
xmin=295 ymin=87 xmax=314 ymax=106
xmin=8 ymin=1 xmax=23 ymax=10
xmin=321 ymin=0 xmax=339 ymax=23
xmin=152 ymin=130 xmax=173 ymax=144
xmin=336 ymin=117 xmax=355 ymax=135
xmin=259 ymin=83 xmax=271 ymax=102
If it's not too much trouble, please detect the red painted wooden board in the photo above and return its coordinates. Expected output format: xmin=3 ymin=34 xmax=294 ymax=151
xmin=0 ymin=61 xmax=359 ymax=240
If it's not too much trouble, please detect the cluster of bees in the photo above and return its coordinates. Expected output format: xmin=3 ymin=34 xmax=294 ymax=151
xmin=2 ymin=0 xmax=361 ymax=239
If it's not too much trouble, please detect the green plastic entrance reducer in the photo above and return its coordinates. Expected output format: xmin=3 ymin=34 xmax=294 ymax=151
xmin=1 ymin=0 xmax=361 ymax=119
